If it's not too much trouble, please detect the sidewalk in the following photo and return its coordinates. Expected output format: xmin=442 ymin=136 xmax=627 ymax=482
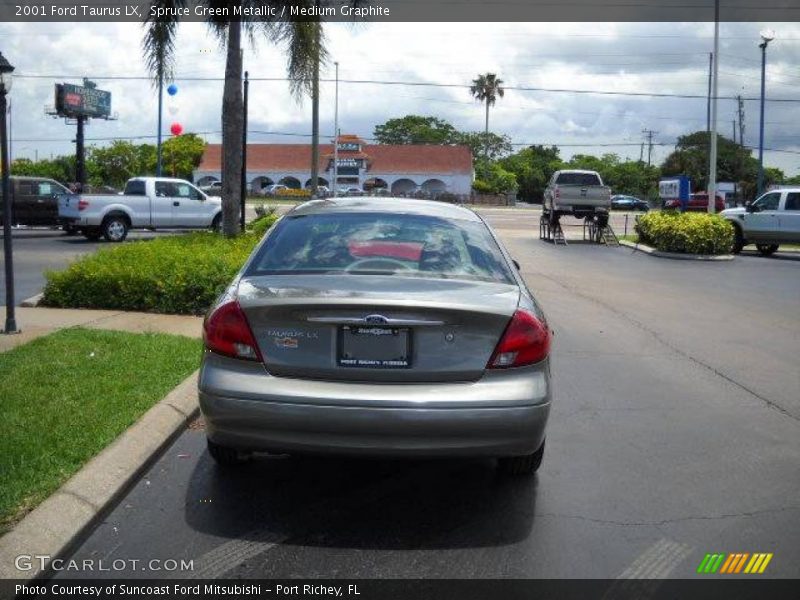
xmin=0 ymin=306 xmax=202 ymax=353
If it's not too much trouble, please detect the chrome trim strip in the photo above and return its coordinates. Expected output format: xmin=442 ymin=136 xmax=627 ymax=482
xmin=306 ymin=316 xmax=445 ymax=327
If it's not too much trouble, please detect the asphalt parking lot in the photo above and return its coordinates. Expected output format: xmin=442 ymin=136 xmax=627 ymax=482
xmin=55 ymin=207 xmax=800 ymax=580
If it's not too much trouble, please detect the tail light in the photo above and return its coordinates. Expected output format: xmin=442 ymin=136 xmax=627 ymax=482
xmin=554 ymin=188 xmax=560 ymax=200
xmin=203 ymin=300 xmax=262 ymax=361
xmin=488 ymin=309 xmax=551 ymax=369
xmin=77 ymin=199 xmax=90 ymax=211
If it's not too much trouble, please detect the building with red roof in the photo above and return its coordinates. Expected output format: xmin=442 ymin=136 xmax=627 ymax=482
xmin=194 ymin=135 xmax=474 ymax=195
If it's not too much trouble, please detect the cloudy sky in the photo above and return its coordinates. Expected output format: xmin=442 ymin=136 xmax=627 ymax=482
xmin=1 ymin=21 xmax=799 ymax=176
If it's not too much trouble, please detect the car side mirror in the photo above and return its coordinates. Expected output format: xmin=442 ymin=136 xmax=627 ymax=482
xmin=746 ymin=203 xmax=758 ymax=213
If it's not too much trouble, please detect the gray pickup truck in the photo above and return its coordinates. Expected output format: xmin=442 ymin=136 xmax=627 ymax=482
xmin=59 ymin=176 xmax=222 ymax=241
xmin=543 ymin=170 xmax=612 ymax=223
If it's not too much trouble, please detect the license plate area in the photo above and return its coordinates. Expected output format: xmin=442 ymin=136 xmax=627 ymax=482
xmin=338 ymin=326 xmax=410 ymax=368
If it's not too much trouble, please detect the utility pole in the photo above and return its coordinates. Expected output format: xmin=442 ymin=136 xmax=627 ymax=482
xmin=732 ymin=119 xmax=737 ymax=144
xmin=156 ymin=70 xmax=163 ymax=177
xmin=757 ymin=30 xmax=774 ymax=197
xmin=333 ymin=61 xmax=339 ymax=196
xmin=737 ymin=95 xmax=745 ymax=146
xmin=642 ymin=129 xmax=657 ymax=167
xmin=240 ymin=70 xmax=248 ymax=232
xmin=707 ymin=0 xmax=720 ymax=213
xmin=706 ymin=52 xmax=713 ymax=132
xmin=310 ymin=14 xmax=320 ymax=196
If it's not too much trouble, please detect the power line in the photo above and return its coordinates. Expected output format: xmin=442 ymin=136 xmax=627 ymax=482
xmin=14 ymin=73 xmax=800 ymax=104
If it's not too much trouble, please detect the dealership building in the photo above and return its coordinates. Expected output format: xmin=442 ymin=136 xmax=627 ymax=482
xmin=194 ymin=135 xmax=474 ymax=195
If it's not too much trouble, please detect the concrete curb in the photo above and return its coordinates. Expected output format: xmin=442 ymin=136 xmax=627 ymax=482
xmin=20 ymin=293 xmax=43 ymax=307
xmin=619 ymin=240 xmax=734 ymax=261
xmin=0 ymin=371 xmax=200 ymax=581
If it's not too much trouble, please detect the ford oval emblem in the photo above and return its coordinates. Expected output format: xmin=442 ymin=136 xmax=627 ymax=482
xmin=365 ymin=314 xmax=389 ymax=324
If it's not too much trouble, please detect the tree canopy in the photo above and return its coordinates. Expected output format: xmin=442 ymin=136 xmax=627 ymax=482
xmin=11 ymin=135 xmax=207 ymax=190
xmin=373 ymin=115 xmax=461 ymax=145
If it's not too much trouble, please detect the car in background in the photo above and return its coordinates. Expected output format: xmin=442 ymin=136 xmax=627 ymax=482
xmin=306 ymin=185 xmax=330 ymax=197
xmin=0 ymin=176 xmax=71 ymax=229
xmin=259 ymin=184 xmax=290 ymax=197
xmin=201 ymin=181 xmax=223 ymax=196
xmin=610 ymin=195 xmax=649 ymax=212
xmin=664 ymin=192 xmax=725 ymax=213
xmin=198 ymin=197 xmax=552 ymax=475
xmin=722 ymin=188 xmax=800 ymax=255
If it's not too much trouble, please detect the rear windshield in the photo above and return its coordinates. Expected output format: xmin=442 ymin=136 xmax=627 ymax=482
xmin=247 ymin=212 xmax=514 ymax=284
xmin=556 ymin=172 xmax=601 ymax=186
xmin=125 ymin=180 xmax=146 ymax=195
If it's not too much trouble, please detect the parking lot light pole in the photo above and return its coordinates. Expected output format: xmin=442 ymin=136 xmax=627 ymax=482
xmin=757 ymin=30 xmax=774 ymax=197
xmin=0 ymin=52 xmax=18 ymax=334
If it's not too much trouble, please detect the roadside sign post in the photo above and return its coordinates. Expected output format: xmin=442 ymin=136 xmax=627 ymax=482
xmin=47 ymin=79 xmax=115 ymax=187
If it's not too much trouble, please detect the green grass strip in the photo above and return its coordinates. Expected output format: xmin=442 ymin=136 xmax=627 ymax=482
xmin=0 ymin=328 xmax=200 ymax=535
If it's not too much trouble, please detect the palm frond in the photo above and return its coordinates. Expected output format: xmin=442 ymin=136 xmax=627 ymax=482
xmin=142 ymin=0 xmax=186 ymax=87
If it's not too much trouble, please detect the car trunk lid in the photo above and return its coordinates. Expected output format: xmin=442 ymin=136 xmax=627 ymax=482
xmin=237 ymin=274 xmax=520 ymax=382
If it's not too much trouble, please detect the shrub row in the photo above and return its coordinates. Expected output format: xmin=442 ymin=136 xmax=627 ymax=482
xmin=634 ymin=211 xmax=733 ymax=255
xmin=42 ymin=213 xmax=279 ymax=315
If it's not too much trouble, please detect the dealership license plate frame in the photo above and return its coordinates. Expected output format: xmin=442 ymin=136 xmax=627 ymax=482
xmin=337 ymin=325 xmax=411 ymax=368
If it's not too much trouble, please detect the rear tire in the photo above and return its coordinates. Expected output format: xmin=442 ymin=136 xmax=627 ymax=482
xmin=207 ymin=438 xmax=249 ymax=467
xmin=102 ymin=215 xmax=129 ymax=242
xmin=756 ymin=243 xmax=779 ymax=256
xmin=210 ymin=214 xmax=222 ymax=233
xmin=498 ymin=440 xmax=545 ymax=476
xmin=731 ymin=225 xmax=744 ymax=254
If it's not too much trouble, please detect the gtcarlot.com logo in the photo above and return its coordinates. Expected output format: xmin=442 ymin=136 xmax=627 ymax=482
xmin=697 ymin=552 xmax=773 ymax=574
xmin=15 ymin=554 xmax=194 ymax=572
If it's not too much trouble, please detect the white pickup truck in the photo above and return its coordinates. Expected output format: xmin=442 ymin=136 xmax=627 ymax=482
xmin=59 ymin=177 xmax=222 ymax=242
xmin=722 ymin=188 xmax=800 ymax=255
xmin=543 ymin=169 xmax=612 ymax=223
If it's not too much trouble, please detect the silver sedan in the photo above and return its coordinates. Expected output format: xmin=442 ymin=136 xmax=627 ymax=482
xmin=199 ymin=197 xmax=552 ymax=475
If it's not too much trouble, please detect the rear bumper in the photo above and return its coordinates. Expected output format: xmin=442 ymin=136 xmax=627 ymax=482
xmin=198 ymin=352 xmax=551 ymax=458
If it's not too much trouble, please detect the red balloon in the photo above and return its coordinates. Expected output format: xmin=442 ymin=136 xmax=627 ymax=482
xmin=170 ymin=123 xmax=183 ymax=136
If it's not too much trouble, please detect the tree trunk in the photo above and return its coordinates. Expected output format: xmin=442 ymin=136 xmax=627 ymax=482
xmin=484 ymin=101 xmax=489 ymax=135
xmin=221 ymin=24 xmax=243 ymax=237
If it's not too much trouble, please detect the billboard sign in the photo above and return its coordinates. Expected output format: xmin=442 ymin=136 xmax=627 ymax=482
xmin=55 ymin=82 xmax=112 ymax=119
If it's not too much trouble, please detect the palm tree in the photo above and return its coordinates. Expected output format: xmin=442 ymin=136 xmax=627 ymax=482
xmin=470 ymin=73 xmax=505 ymax=136
xmin=143 ymin=2 xmax=322 ymax=237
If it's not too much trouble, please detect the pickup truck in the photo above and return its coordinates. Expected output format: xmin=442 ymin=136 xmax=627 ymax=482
xmin=59 ymin=177 xmax=222 ymax=242
xmin=543 ymin=170 xmax=611 ymax=222
xmin=722 ymin=188 xmax=800 ymax=255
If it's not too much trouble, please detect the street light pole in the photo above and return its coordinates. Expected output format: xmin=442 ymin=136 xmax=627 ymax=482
xmin=757 ymin=30 xmax=774 ymax=197
xmin=333 ymin=61 xmax=339 ymax=197
xmin=0 ymin=52 xmax=18 ymax=334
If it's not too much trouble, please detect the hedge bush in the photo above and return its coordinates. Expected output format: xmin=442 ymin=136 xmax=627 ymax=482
xmin=42 ymin=213 xmax=279 ymax=315
xmin=634 ymin=211 xmax=733 ymax=255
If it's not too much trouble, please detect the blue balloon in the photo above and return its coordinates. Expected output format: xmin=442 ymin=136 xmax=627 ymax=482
xmin=167 ymin=83 xmax=178 ymax=96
